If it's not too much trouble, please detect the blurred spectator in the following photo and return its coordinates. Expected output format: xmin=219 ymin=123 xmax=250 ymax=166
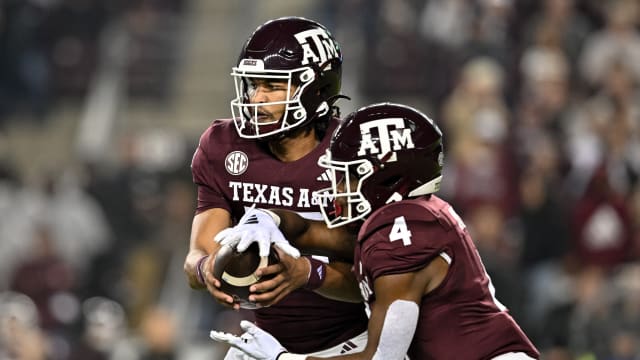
xmin=123 ymin=0 xmax=185 ymax=100
xmin=516 ymin=37 xmax=577 ymax=200
xmin=9 ymin=224 xmax=77 ymax=330
xmin=579 ymin=0 xmax=640 ymax=87
xmin=360 ymin=0 xmax=435 ymax=99
xmin=579 ymin=61 xmax=640 ymax=194
xmin=137 ymin=306 xmax=178 ymax=360
xmin=0 ymin=292 xmax=48 ymax=360
xmin=518 ymin=43 xmax=571 ymax=138
xmin=419 ymin=0 xmax=474 ymax=50
xmin=127 ymin=177 xmax=194 ymax=321
xmin=69 ymin=296 xmax=138 ymax=360
xmin=0 ymin=0 xmax=53 ymax=122
xmin=465 ymin=0 xmax=515 ymax=66
xmin=443 ymin=56 xmax=509 ymax=155
xmin=523 ymin=0 xmax=592 ymax=72
xmin=0 ymin=160 xmax=41 ymax=289
xmin=609 ymin=264 xmax=640 ymax=358
xmin=440 ymin=56 xmax=518 ymax=216
xmin=606 ymin=331 xmax=639 ymax=360
xmin=40 ymin=167 xmax=112 ymax=277
xmin=566 ymin=266 xmax=613 ymax=359
xmin=541 ymin=347 xmax=574 ymax=360
xmin=517 ymin=164 xmax=570 ymax=270
xmin=84 ymin=139 xmax=148 ymax=251
xmin=466 ymin=202 xmax=524 ymax=319
xmin=45 ymin=0 xmax=109 ymax=99
xmin=570 ymin=166 xmax=634 ymax=268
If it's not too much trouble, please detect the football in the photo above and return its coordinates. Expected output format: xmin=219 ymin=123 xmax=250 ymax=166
xmin=212 ymin=242 xmax=279 ymax=309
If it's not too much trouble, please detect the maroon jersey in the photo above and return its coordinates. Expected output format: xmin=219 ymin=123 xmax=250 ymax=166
xmin=191 ymin=118 xmax=368 ymax=353
xmin=355 ymin=195 xmax=539 ymax=360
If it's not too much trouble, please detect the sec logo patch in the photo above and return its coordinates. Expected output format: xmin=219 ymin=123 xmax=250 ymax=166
xmin=225 ymin=151 xmax=248 ymax=175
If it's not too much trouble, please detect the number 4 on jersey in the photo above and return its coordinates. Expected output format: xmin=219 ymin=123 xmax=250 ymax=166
xmin=389 ymin=216 xmax=412 ymax=246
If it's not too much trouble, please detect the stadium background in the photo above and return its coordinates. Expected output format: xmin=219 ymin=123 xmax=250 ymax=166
xmin=1 ymin=0 xmax=639 ymax=359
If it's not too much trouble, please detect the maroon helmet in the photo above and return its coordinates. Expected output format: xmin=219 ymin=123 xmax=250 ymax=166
xmin=315 ymin=103 xmax=444 ymax=228
xmin=230 ymin=17 xmax=343 ymax=139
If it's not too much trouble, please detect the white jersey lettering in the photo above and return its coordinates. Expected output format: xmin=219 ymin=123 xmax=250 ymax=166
xmin=229 ymin=181 xmax=333 ymax=209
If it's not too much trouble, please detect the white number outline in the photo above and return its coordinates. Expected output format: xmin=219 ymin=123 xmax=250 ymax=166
xmin=389 ymin=216 xmax=412 ymax=246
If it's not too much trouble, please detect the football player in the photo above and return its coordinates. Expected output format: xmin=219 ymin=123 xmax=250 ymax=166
xmin=211 ymin=103 xmax=540 ymax=360
xmin=184 ymin=17 xmax=368 ymax=358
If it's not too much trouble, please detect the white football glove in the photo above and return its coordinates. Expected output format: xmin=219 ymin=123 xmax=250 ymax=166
xmin=214 ymin=206 xmax=301 ymax=258
xmin=223 ymin=347 xmax=253 ymax=360
xmin=210 ymin=320 xmax=286 ymax=360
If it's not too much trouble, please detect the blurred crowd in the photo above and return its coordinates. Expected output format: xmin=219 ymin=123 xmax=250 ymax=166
xmin=1 ymin=0 xmax=640 ymax=359
xmin=0 ymin=0 xmax=184 ymax=125
xmin=345 ymin=0 xmax=640 ymax=359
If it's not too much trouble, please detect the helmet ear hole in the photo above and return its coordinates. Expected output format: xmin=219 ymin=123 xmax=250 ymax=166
xmin=293 ymin=108 xmax=306 ymax=120
xmin=357 ymin=162 xmax=372 ymax=176
xmin=356 ymin=200 xmax=370 ymax=214
xmin=300 ymin=68 xmax=315 ymax=83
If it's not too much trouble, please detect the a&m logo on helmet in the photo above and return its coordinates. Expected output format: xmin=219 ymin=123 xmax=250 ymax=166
xmin=294 ymin=28 xmax=339 ymax=66
xmin=358 ymin=118 xmax=415 ymax=162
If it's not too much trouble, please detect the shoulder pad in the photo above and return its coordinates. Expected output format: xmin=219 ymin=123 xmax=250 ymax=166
xmin=359 ymin=197 xmax=456 ymax=241
xmin=198 ymin=119 xmax=248 ymax=157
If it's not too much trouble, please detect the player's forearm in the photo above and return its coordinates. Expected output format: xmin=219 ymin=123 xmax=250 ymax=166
xmin=294 ymin=301 xmax=418 ymax=360
xmin=314 ymin=261 xmax=363 ymax=303
xmin=184 ymin=248 xmax=209 ymax=289
xmin=272 ymin=209 xmax=355 ymax=261
xmin=271 ymin=209 xmax=310 ymax=243
xmin=185 ymin=208 xmax=231 ymax=289
xmin=185 ymin=238 xmax=223 ymax=289
xmin=185 ymin=236 xmax=224 ymax=289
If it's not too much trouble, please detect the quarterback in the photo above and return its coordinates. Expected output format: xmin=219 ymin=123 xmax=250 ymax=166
xmin=184 ymin=17 xmax=368 ymax=358
xmin=211 ymin=103 xmax=540 ymax=360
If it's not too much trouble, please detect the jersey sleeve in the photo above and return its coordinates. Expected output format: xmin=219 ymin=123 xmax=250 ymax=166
xmin=190 ymin=126 xmax=231 ymax=214
xmin=361 ymin=219 xmax=449 ymax=280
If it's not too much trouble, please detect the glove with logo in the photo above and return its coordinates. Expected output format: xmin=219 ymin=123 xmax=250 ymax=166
xmin=210 ymin=321 xmax=287 ymax=360
xmin=215 ymin=206 xmax=301 ymax=259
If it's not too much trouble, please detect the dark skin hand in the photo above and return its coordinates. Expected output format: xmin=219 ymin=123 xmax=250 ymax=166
xmin=184 ymin=207 xmax=240 ymax=309
xmin=244 ymin=209 xmax=362 ymax=306
xmin=249 ymin=248 xmax=362 ymax=306
xmin=272 ymin=209 xmax=357 ymax=261
xmin=248 ymin=247 xmax=310 ymax=306
xmin=189 ymin=209 xmax=362 ymax=309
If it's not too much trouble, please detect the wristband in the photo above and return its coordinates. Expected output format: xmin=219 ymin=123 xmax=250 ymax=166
xmin=277 ymin=353 xmax=307 ymax=360
xmin=303 ymin=256 xmax=327 ymax=290
xmin=196 ymin=255 xmax=209 ymax=286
